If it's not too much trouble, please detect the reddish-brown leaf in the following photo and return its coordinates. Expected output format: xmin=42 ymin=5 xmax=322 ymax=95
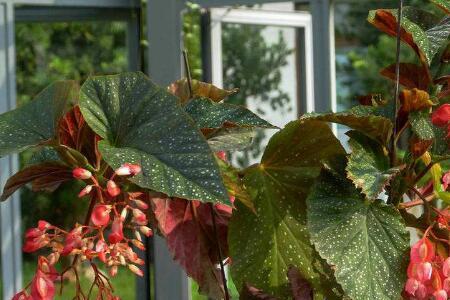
xmin=369 ymin=10 xmax=426 ymax=62
xmin=287 ymin=266 xmax=313 ymax=300
xmin=380 ymin=63 xmax=431 ymax=90
xmin=1 ymin=162 xmax=72 ymax=201
xmin=240 ymin=283 xmax=279 ymax=300
xmin=152 ymin=197 xmax=232 ymax=298
xmin=58 ymin=106 xmax=100 ymax=167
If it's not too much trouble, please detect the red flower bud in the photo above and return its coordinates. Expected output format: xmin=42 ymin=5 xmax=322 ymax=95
xmin=91 ymin=205 xmax=111 ymax=227
xmin=132 ymin=209 xmax=147 ymax=225
xmin=72 ymin=168 xmax=92 ymax=180
xmin=107 ymin=180 xmax=121 ymax=197
xmin=432 ymin=104 xmax=450 ymax=127
xmin=128 ymin=264 xmax=143 ymax=276
xmin=108 ymin=218 xmax=124 ymax=244
xmin=78 ymin=185 xmax=93 ymax=198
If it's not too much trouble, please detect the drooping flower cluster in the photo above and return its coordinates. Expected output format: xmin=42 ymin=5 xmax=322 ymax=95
xmin=14 ymin=163 xmax=151 ymax=299
xmin=404 ymin=236 xmax=450 ymax=299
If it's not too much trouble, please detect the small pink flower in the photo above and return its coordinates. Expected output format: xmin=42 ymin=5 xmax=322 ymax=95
xmin=72 ymin=168 xmax=92 ymax=180
xmin=108 ymin=218 xmax=124 ymax=244
xmin=78 ymin=185 xmax=93 ymax=198
xmin=128 ymin=264 xmax=143 ymax=276
xmin=107 ymin=180 xmax=121 ymax=197
xmin=95 ymin=239 xmax=108 ymax=263
xmin=132 ymin=209 xmax=147 ymax=225
xmin=140 ymin=226 xmax=153 ymax=237
xmin=434 ymin=289 xmax=448 ymax=300
xmin=405 ymin=278 xmax=419 ymax=296
xmin=115 ymin=163 xmax=141 ymax=176
xmin=410 ymin=238 xmax=435 ymax=263
xmin=432 ymin=104 xmax=450 ymax=127
xmin=12 ymin=291 xmax=30 ymax=300
xmin=61 ymin=227 xmax=83 ymax=256
xmin=443 ymin=257 xmax=450 ymax=278
xmin=37 ymin=220 xmax=50 ymax=231
xmin=91 ymin=205 xmax=111 ymax=227
xmin=417 ymin=262 xmax=433 ymax=281
xmin=132 ymin=199 xmax=149 ymax=210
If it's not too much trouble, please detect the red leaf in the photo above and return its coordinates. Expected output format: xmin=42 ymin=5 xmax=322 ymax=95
xmin=152 ymin=197 xmax=232 ymax=298
xmin=0 ymin=162 xmax=72 ymax=201
xmin=380 ymin=63 xmax=431 ymax=90
xmin=58 ymin=106 xmax=100 ymax=167
xmin=287 ymin=266 xmax=313 ymax=300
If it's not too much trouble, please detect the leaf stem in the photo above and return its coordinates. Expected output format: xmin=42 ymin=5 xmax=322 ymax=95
xmin=209 ymin=203 xmax=230 ymax=300
xmin=183 ymin=49 xmax=194 ymax=99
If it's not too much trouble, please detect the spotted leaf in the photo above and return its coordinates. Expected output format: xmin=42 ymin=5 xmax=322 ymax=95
xmin=0 ymin=81 xmax=78 ymax=158
xmin=185 ymin=97 xmax=276 ymax=152
xmin=302 ymin=106 xmax=393 ymax=145
xmin=346 ymin=131 xmax=402 ymax=199
xmin=229 ymin=120 xmax=346 ymax=299
xmin=431 ymin=0 xmax=450 ymax=14
xmin=410 ymin=110 xmax=435 ymax=140
xmin=80 ymin=72 xmax=229 ymax=204
xmin=368 ymin=7 xmax=450 ymax=65
xmin=307 ymin=164 xmax=409 ymax=300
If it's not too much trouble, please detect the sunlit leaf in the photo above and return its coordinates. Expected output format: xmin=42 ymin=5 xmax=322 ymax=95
xmin=307 ymin=163 xmax=409 ymax=300
xmin=216 ymin=158 xmax=254 ymax=211
xmin=207 ymin=127 xmax=256 ymax=152
xmin=168 ymin=78 xmax=239 ymax=104
xmin=0 ymin=81 xmax=78 ymax=158
xmin=79 ymin=72 xmax=229 ymax=204
xmin=229 ymin=120 xmax=346 ymax=299
xmin=346 ymin=131 xmax=402 ymax=199
xmin=302 ymin=106 xmax=393 ymax=145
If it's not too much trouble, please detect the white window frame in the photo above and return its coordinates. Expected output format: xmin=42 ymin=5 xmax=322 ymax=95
xmin=210 ymin=7 xmax=316 ymax=113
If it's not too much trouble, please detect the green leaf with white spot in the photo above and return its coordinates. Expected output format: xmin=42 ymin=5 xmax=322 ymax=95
xmin=185 ymin=97 xmax=276 ymax=130
xmin=346 ymin=131 xmax=402 ymax=199
xmin=229 ymin=120 xmax=346 ymax=299
xmin=80 ymin=72 xmax=229 ymax=204
xmin=206 ymin=127 xmax=256 ymax=152
xmin=302 ymin=106 xmax=393 ymax=145
xmin=0 ymin=81 xmax=78 ymax=158
xmin=307 ymin=165 xmax=410 ymax=300
xmin=185 ymin=97 xmax=275 ymax=152
xmin=410 ymin=110 xmax=435 ymax=140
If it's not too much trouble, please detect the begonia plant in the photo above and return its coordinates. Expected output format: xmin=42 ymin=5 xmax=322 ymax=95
xmin=2 ymin=1 xmax=450 ymax=299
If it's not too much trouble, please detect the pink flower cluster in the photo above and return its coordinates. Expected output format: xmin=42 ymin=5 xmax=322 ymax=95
xmin=14 ymin=163 xmax=151 ymax=299
xmin=405 ymin=237 xmax=450 ymax=299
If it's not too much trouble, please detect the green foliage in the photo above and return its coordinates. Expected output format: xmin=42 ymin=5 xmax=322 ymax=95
xmin=0 ymin=81 xmax=77 ymax=158
xmin=307 ymin=163 xmax=409 ymax=300
xmin=80 ymin=72 xmax=229 ymax=203
xmin=229 ymin=120 xmax=345 ymax=299
xmin=410 ymin=109 xmax=436 ymax=140
xmin=302 ymin=105 xmax=393 ymax=145
xmin=346 ymin=131 xmax=402 ymax=199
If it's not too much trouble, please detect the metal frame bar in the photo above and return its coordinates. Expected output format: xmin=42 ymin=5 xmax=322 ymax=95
xmin=209 ymin=7 xmax=316 ymax=114
xmin=0 ymin=2 xmax=141 ymax=299
xmin=0 ymin=2 xmax=22 ymax=299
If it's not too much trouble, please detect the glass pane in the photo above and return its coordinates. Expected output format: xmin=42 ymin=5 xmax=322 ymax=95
xmin=222 ymin=23 xmax=299 ymax=167
xmin=14 ymin=20 xmax=134 ymax=299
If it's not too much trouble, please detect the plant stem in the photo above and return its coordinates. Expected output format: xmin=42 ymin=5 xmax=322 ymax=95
xmin=183 ymin=49 xmax=194 ymax=99
xmin=390 ymin=0 xmax=404 ymax=168
xmin=209 ymin=203 xmax=230 ymax=300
